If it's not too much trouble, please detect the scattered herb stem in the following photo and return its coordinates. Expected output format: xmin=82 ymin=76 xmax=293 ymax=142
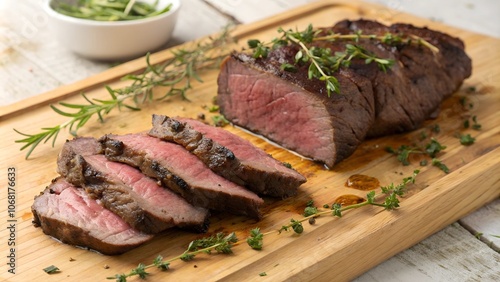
xmin=247 ymin=170 xmax=420 ymax=249
xmin=15 ymin=26 xmax=235 ymax=159
xmin=109 ymin=233 xmax=238 ymax=281
xmin=314 ymin=33 xmax=439 ymax=53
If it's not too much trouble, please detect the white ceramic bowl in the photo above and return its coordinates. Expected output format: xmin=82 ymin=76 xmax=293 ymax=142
xmin=44 ymin=0 xmax=181 ymax=61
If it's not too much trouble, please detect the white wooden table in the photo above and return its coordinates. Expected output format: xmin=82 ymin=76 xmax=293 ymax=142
xmin=1 ymin=0 xmax=499 ymax=281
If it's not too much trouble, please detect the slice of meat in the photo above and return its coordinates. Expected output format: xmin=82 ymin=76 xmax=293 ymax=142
xmin=58 ymin=138 xmax=210 ymax=234
xmin=100 ymin=133 xmax=264 ymax=219
xmin=148 ymin=114 xmax=306 ymax=198
xmin=32 ymin=177 xmax=153 ymax=255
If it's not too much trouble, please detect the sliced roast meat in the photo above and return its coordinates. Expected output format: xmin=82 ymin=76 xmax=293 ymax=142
xmin=217 ymin=19 xmax=471 ymax=167
xmin=99 ymin=133 xmax=264 ymax=219
xmin=57 ymin=138 xmax=210 ymax=234
xmin=32 ymin=177 xmax=153 ymax=255
xmin=149 ymin=115 xmax=306 ymax=198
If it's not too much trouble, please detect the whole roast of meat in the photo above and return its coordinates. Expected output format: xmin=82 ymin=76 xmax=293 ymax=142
xmin=217 ymin=19 xmax=472 ymax=167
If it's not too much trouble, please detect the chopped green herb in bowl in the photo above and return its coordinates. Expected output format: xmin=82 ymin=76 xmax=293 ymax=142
xmin=52 ymin=0 xmax=172 ymax=21
xmin=44 ymin=0 xmax=181 ymax=61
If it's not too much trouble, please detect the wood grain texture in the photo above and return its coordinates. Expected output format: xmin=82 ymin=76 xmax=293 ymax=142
xmin=354 ymin=223 xmax=500 ymax=282
xmin=0 ymin=1 xmax=499 ymax=281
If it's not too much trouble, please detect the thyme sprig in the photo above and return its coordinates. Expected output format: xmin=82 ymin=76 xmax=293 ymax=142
xmin=248 ymin=25 xmax=438 ymax=96
xmin=315 ymin=32 xmax=439 ymax=53
xmin=109 ymin=232 xmax=238 ymax=282
xmin=15 ymin=27 xmax=235 ymax=159
xmin=247 ymin=170 xmax=420 ymax=249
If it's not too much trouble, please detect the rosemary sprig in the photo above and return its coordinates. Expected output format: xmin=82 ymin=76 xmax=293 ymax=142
xmin=247 ymin=170 xmax=420 ymax=249
xmin=109 ymin=232 xmax=238 ymax=282
xmin=248 ymin=25 xmax=438 ymax=96
xmin=15 ymin=27 xmax=235 ymax=159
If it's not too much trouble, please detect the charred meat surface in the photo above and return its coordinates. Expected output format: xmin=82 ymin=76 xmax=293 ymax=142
xmin=100 ymin=133 xmax=264 ymax=219
xmin=57 ymin=138 xmax=210 ymax=234
xmin=217 ymin=19 xmax=472 ymax=167
xmin=331 ymin=19 xmax=472 ymax=137
xmin=149 ymin=114 xmax=245 ymax=186
xmin=32 ymin=177 xmax=153 ymax=255
xmin=149 ymin=114 xmax=306 ymax=198
xmin=56 ymin=137 xmax=103 ymax=177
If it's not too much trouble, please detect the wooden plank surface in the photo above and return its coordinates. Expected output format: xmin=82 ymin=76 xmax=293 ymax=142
xmin=0 ymin=0 xmax=499 ymax=281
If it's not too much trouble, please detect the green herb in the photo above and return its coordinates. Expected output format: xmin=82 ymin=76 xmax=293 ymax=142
xmin=43 ymin=265 xmax=60 ymax=274
xmin=212 ymin=115 xmax=230 ymax=127
xmin=109 ymin=233 xmax=238 ymax=281
xmin=463 ymin=119 xmax=470 ymax=128
xmin=282 ymin=162 xmax=293 ymax=169
xmin=259 ymin=272 xmax=268 ymax=276
xmin=53 ymin=0 xmax=172 ymax=21
xmin=247 ymin=228 xmax=264 ymax=250
xmin=289 ymin=219 xmax=304 ymax=234
xmin=186 ymin=232 xmax=237 ymax=254
xmin=385 ymin=145 xmax=422 ymax=166
xmin=206 ymin=105 xmax=220 ymax=112
xmin=458 ymin=133 xmax=476 ymax=145
xmin=386 ymin=133 xmax=449 ymax=172
xmin=432 ymin=158 xmax=450 ymax=173
xmin=463 ymin=115 xmax=481 ymax=130
xmin=425 ymin=138 xmax=447 ymax=158
xmin=465 ymin=86 xmax=477 ymax=93
xmin=280 ymin=63 xmax=297 ymax=72
xmin=247 ymin=25 xmax=437 ymax=96
xmin=15 ymin=26 xmax=235 ymax=159
xmin=430 ymin=124 xmax=441 ymax=133
xmin=459 ymin=96 xmax=474 ymax=109
xmin=331 ymin=203 xmax=343 ymax=217
xmin=153 ymin=255 xmax=170 ymax=270
xmin=303 ymin=206 xmax=318 ymax=217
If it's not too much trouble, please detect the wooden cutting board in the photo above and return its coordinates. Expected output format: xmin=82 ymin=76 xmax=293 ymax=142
xmin=1 ymin=0 xmax=499 ymax=281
